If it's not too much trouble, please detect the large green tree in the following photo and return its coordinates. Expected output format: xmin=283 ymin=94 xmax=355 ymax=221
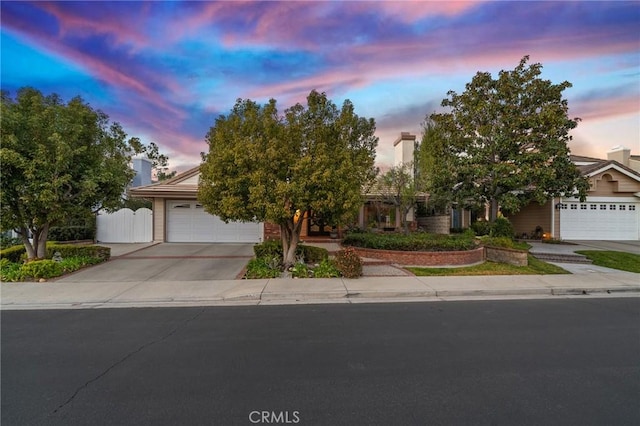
xmin=378 ymin=163 xmax=420 ymax=234
xmin=423 ymin=56 xmax=589 ymax=221
xmin=1 ymin=87 xmax=145 ymax=259
xmin=199 ymin=90 xmax=378 ymax=270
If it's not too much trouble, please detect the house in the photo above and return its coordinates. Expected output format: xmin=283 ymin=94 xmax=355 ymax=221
xmin=506 ymin=146 xmax=640 ymax=241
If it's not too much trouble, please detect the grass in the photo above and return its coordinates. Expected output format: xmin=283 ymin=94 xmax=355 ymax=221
xmin=575 ymin=251 xmax=640 ymax=273
xmin=407 ymin=255 xmax=570 ymax=276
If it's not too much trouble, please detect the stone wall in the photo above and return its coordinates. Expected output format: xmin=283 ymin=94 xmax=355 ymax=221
xmin=485 ymin=246 xmax=528 ymax=266
xmin=350 ymin=246 xmax=485 ymax=266
xmin=417 ymin=215 xmax=450 ymax=234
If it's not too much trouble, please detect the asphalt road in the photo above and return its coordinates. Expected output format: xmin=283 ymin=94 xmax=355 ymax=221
xmin=2 ymin=299 xmax=639 ymax=426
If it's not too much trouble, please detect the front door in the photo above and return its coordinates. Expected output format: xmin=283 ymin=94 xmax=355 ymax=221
xmin=307 ymin=211 xmax=331 ymax=236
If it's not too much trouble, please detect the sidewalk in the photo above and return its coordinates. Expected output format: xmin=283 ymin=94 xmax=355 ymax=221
xmin=2 ymin=270 xmax=638 ymax=310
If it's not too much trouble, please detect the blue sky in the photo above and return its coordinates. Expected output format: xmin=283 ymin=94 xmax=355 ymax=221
xmin=2 ymin=1 xmax=639 ymax=171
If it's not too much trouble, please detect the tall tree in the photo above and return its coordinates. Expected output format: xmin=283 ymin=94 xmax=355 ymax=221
xmin=0 ymin=87 xmax=145 ymax=259
xmin=378 ymin=163 xmax=419 ymax=234
xmin=144 ymin=141 xmax=176 ymax=181
xmin=425 ymin=56 xmax=589 ymax=221
xmin=199 ymin=90 xmax=378 ymax=270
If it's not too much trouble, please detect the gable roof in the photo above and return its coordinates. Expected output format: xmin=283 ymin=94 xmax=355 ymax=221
xmin=129 ymin=165 xmax=201 ymax=198
xmin=580 ymin=160 xmax=640 ymax=182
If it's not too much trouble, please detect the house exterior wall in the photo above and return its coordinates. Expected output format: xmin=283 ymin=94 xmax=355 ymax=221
xmin=589 ymin=170 xmax=640 ymax=195
xmin=153 ymin=198 xmax=165 ymax=242
xmin=506 ymin=201 xmax=552 ymax=238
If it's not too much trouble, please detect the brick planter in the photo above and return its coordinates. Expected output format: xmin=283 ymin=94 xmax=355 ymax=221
xmin=484 ymin=246 xmax=528 ymax=266
xmin=348 ymin=246 xmax=485 ymax=266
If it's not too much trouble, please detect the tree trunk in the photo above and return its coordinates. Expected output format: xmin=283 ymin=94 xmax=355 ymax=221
xmin=489 ymin=198 xmax=499 ymax=222
xmin=280 ymin=215 xmax=304 ymax=277
xmin=19 ymin=226 xmax=36 ymax=261
xmin=36 ymin=223 xmax=49 ymax=259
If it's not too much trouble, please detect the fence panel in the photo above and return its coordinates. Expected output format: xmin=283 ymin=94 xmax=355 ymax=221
xmin=96 ymin=208 xmax=152 ymax=243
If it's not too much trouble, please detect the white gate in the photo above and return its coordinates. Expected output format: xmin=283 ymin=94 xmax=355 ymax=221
xmin=96 ymin=208 xmax=152 ymax=243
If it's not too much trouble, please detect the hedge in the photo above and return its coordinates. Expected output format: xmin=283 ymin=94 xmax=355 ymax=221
xmin=48 ymin=226 xmax=95 ymax=242
xmin=0 ymin=243 xmax=110 ymax=263
xmin=342 ymin=232 xmax=477 ymax=252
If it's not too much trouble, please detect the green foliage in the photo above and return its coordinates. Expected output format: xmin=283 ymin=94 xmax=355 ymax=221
xmin=471 ymin=221 xmax=492 ymax=236
xmin=421 ymin=56 xmax=589 ymax=220
xmin=378 ymin=163 xmax=419 ymax=233
xmin=0 ymin=87 xmax=145 ymax=259
xmin=1 ymin=235 xmax=21 ymax=249
xmin=200 ymin=90 xmax=378 ymax=267
xmin=342 ymin=232 xmax=476 ymax=252
xmin=289 ymin=262 xmax=312 ymax=278
xmin=49 ymin=226 xmax=95 ymax=242
xmin=47 ymin=244 xmax=111 ymax=261
xmin=253 ymin=241 xmax=328 ymax=264
xmin=313 ymin=258 xmax=341 ymax=278
xmin=0 ymin=244 xmax=26 ymax=263
xmin=575 ymin=251 xmax=640 ymax=273
xmin=20 ymin=260 xmax=64 ymax=279
xmin=489 ymin=217 xmax=515 ymax=238
xmin=334 ymin=248 xmax=363 ymax=278
xmin=408 ymin=255 xmax=569 ymax=276
xmin=245 ymin=257 xmax=282 ymax=279
xmin=0 ymin=258 xmax=23 ymax=281
xmin=479 ymin=236 xmax=530 ymax=251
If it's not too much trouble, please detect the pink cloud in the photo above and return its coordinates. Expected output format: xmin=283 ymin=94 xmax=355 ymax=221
xmin=570 ymin=94 xmax=639 ymax=122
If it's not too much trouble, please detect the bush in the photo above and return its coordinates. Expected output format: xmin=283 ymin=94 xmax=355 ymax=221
xmin=48 ymin=226 xmax=95 ymax=242
xmin=290 ymin=262 xmax=312 ymax=278
xmin=253 ymin=241 xmax=328 ymax=263
xmin=0 ymin=244 xmax=26 ymax=263
xmin=313 ymin=258 xmax=341 ymax=278
xmin=1 ymin=235 xmax=22 ymax=250
xmin=490 ymin=217 xmax=515 ymax=238
xmin=0 ymin=258 xmax=23 ymax=281
xmin=245 ymin=257 xmax=281 ymax=279
xmin=479 ymin=236 xmax=530 ymax=251
xmin=20 ymin=260 xmax=64 ymax=280
xmin=342 ymin=232 xmax=476 ymax=252
xmin=471 ymin=220 xmax=491 ymax=236
xmin=334 ymin=248 xmax=363 ymax=278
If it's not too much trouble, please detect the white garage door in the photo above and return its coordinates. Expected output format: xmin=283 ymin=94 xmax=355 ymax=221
xmin=560 ymin=202 xmax=639 ymax=240
xmin=167 ymin=201 xmax=262 ymax=243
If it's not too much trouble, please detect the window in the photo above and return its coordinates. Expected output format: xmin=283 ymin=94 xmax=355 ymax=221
xmin=620 ymin=205 xmax=626 ymax=211
xmin=590 ymin=204 xmax=597 ymax=210
xmin=630 ymin=205 xmax=636 ymax=211
xmin=609 ymin=205 xmax=616 ymax=210
xmin=560 ymin=204 xmax=567 ymax=210
xmin=600 ymin=205 xmax=607 ymax=210
xmin=580 ymin=204 xmax=587 ymax=210
xmin=173 ymin=203 xmax=191 ymax=209
xmin=570 ymin=204 xmax=577 ymax=210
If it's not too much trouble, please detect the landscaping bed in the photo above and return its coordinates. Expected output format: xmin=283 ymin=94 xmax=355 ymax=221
xmin=407 ymin=256 xmax=569 ymax=276
xmin=0 ymin=243 xmax=110 ymax=282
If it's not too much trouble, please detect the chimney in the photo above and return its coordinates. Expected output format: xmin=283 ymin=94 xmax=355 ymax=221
xmin=132 ymin=157 xmax=152 ymax=187
xmin=393 ymin=132 xmax=417 ymax=167
xmin=607 ymin=146 xmax=630 ymax=167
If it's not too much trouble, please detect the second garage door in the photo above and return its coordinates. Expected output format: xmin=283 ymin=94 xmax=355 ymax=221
xmin=167 ymin=201 xmax=262 ymax=243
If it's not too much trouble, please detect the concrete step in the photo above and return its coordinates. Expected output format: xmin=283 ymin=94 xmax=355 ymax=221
xmin=532 ymin=253 xmax=593 ymax=264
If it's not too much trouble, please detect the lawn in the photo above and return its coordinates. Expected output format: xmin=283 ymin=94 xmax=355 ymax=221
xmin=575 ymin=251 xmax=640 ymax=273
xmin=407 ymin=255 xmax=570 ymax=276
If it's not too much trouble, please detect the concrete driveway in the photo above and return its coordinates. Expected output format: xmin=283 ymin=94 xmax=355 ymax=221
xmin=56 ymin=243 xmax=254 ymax=282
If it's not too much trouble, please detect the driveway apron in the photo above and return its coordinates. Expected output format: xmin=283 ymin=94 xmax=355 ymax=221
xmin=56 ymin=244 xmax=254 ymax=282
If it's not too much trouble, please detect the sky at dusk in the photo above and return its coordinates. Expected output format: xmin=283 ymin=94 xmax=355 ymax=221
xmin=1 ymin=1 xmax=639 ymax=172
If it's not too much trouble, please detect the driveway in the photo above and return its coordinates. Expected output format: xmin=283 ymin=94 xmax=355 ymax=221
xmin=56 ymin=243 xmax=254 ymax=282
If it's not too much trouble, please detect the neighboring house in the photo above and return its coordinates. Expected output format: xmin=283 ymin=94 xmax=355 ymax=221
xmin=506 ymin=146 xmax=640 ymax=241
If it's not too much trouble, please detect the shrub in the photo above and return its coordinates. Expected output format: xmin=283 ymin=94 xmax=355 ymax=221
xmin=312 ymin=258 xmax=341 ymax=278
xmin=341 ymin=232 xmax=476 ymax=252
xmin=471 ymin=220 xmax=491 ymax=236
xmin=20 ymin=260 xmax=64 ymax=280
xmin=245 ymin=257 xmax=281 ymax=279
xmin=1 ymin=235 xmax=22 ymax=250
xmin=479 ymin=236 xmax=530 ymax=251
xmin=490 ymin=217 xmax=515 ymax=238
xmin=334 ymin=248 xmax=363 ymax=278
xmin=290 ymin=262 xmax=312 ymax=278
xmin=58 ymin=256 xmax=103 ymax=273
xmin=0 ymin=259 xmax=23 ymax=282
xmin=0 ymin=245 xmax=26 ymax=263
xmin=47 ymin=244 xmax=111 ymax=261
xmin=253 ymin=241 xmax=328 ymax=263
xmin=48 ymin=226 xmax=95 ymax=242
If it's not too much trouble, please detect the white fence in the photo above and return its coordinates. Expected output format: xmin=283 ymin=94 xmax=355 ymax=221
xmin=96 ymin=208 xmax=152 ymax=243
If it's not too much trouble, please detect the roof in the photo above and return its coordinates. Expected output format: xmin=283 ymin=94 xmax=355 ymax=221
xmin=579 ymin=159 xmax=640 ymax=182
xmin=129 ymin=165 xmax=201 ymax=198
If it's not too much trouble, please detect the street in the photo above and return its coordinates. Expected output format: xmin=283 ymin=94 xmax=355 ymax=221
xmin=2 ymin=299 xmax=639 ymax=425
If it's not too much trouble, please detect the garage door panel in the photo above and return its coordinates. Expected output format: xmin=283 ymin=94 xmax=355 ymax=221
xmin=167 ymin=201 xmax=261 ymax=243
xmin=560 ymin=202 xmax=639 ymax=240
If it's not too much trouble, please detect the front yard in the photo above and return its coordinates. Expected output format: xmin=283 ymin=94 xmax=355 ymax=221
xmin=408 ymin=255 xmax=570 ymax=276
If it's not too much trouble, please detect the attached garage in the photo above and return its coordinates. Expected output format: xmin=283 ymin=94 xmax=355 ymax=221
xmin=559 ymin=200 xmax=639 ymax=240
xmin=166 ymin=200 xmax=262 ymax=243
